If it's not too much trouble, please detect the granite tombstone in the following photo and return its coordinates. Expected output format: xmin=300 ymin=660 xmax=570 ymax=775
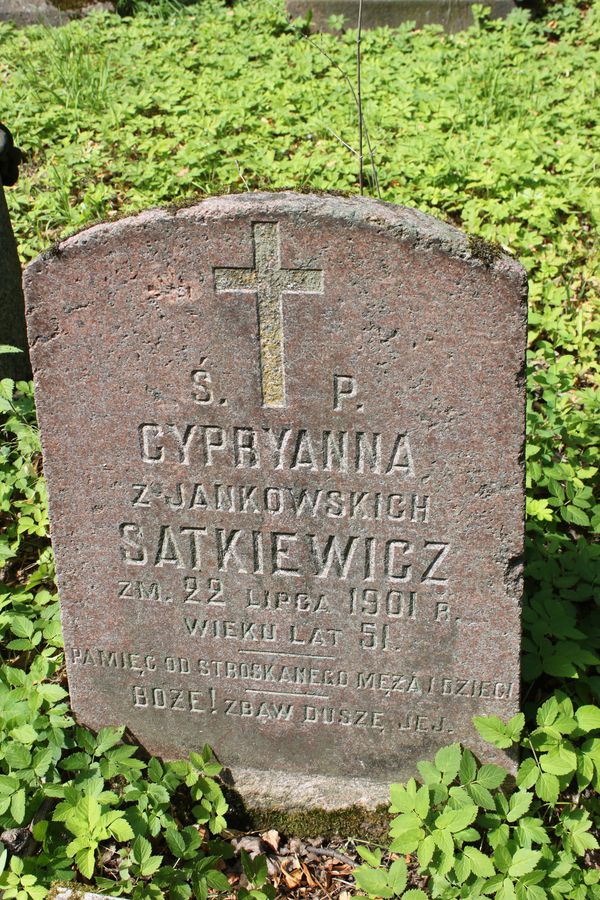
xmin=286 ymin=0 xmax=515 ymax=34
xmin=24 ymin=193 xmax=526 ymax=809
xmin=0 ymin=0 xmax=67 ymax=27
xmin=0 ymin=0 xmax=114 ymax=27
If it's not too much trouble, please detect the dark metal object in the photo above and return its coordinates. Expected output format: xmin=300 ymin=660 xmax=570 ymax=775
xmin=0 ymin=123 xmax=32 ymax=380
xmin=0 ymin=123 xmax=23 ymax=187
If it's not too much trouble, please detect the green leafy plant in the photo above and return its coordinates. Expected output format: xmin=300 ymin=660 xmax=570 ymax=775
xmin=3 ymin=726 xmax=233 ymax=898
xmin=476 ymin=695 xmax=600 ymax=813
xmin=355 ymin=847 xmax=428 ymax=899
xmin=356 ymin=705 xmax=600 ymax=899
xmin=0 ymin=855 xmax=46 ymax=900
xmin=238 ymin=850 xmax=276 ymax=900
xmin=0 ymin=0 xmax=598 ymax=895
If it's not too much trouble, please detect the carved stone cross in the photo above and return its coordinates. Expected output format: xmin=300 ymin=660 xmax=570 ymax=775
xmin=214 ymin=222 xmax=324 ymax=408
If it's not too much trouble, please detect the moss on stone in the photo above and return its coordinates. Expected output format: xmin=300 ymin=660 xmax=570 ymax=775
xmin=225 ymin=790 xmax=391 ymax=841
xmin=41 ymin=241 xmax=63 ymax=260
xmin=467 ymin=233 xmax=504 ymax=267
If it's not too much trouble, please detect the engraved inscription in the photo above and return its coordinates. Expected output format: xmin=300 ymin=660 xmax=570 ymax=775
xmin=137 ymin=423 xmax=415 ymax=474
xmin=214 ymin=223 xmax=324 ymax=408
xmin=131 ymin=481 xmax=430 ymax=523
xmin=69 ymin=647 xmax=515 ymax=703
xmin=119 ymin=523 xmax=450 ymax=585
xmin=116 ymin=395 xmax=469 ymax=740
xmin=68 ymin=643 xmax=516 ymax=740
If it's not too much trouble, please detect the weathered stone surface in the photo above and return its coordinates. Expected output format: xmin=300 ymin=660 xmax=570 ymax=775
xmin=286 ymin=0 xmax=515 ymax=33
xmin=0 ymin=183 xmax=31 ymax=380
xmin=0 ymin=0 xmax=114 ymax=27
xmin=0 ymin=0 xmax=67 ymax=26
xmin=24 ymin=193 xmax=526 ymax=809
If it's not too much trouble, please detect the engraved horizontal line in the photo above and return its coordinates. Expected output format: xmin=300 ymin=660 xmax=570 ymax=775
xmin=244 ymin=688 xmax=330 ymax=700
xmin=237 ymin=649 xmax=337 ymax=660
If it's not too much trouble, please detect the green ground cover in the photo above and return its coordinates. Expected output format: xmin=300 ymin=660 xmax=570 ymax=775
xmin=0 ymin=0 xmax=599 ymax=896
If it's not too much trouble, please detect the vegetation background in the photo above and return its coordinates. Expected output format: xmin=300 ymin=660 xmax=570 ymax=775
xmin=0 ymin=0 xmax=598 ymax=897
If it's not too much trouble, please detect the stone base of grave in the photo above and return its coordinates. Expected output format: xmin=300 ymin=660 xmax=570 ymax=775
xmin=225 ymin=765 xmax=391 ymax=811
xmin=287 ymin=0 xmax=515 ymax=32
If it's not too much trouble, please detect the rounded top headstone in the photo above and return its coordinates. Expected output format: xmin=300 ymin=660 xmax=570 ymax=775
xmin=24 ymin=192 xmax=526 ymax=810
